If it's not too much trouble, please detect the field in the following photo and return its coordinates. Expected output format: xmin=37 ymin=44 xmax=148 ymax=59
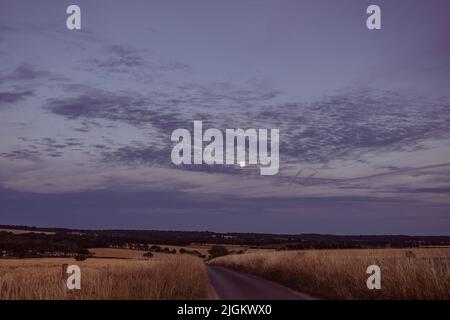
xmin=0 ymin=254 xmax=208 ymax=300
xmin=0 ymin=228 xmax=55 ymax=235
xmin=2 ymin=245 xmax=450 ymax=300
xmin=90 ymin=245 xmax=271 ymax=259
xmin=210 ymin=248 xmax=450 ymax=300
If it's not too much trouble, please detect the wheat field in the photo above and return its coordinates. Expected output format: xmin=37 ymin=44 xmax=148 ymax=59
xmin=210 ymin=248 xmax=450 ymax=299
xmin=0 ymin=255 xmax=208 ymax=300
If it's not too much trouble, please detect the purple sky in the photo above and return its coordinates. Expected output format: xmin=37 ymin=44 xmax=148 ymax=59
xmin=1 ymin=0 xmax=449 ymax=234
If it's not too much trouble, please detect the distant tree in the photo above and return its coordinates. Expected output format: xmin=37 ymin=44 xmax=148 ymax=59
xmin=208 ymin=245 xmax=229 ymax=259
xmin=161 ymin=247 xmax=170 ymax=253
xmin=150 ymin=245 xmax=162 ymax=252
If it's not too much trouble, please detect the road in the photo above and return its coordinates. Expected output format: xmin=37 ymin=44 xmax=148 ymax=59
xmin=206 ymin=265 xmax=316 ymax=300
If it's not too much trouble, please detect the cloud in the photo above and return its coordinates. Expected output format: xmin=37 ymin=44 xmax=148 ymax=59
xmin=90 ymin=43 xmax=193 ymax=80
xmin=0 ymin=90 xmax=33 ymax=107
xmin=0 ymin=149 xmax=41 ymax=162
xmin=46 ymin=89 xmax=187 ymax=136
xmin=101 ymin=143 xmax=169 ymax=167
xmin=93 ymin=45 xmax=147 ymax=69
xmin=102 ymin=143 xmax=257 ymax=175
xmin=46 ymin=79 xmax=281 ymax=131
xmin=0 ymin=64 xmax=50 ymax=83
xmin=249 ymin=88 xmax=450 ymax=165
xmin=44 ymin=84 xmax=450 ymax=177
xmin=0 ymin=137 xmax=87 ymax=161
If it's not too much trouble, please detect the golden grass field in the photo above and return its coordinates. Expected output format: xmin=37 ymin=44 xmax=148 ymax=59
xmin=90 ymin=248 xmax=154 ymax=259
xmin=90 ymin=244 xmax=272 ymax=258
xmin=2 ymin=246 xmax=449 ymax=300
xmin=210 ymin=248 xmax=450 ymax=300
xmin=0 ymin=228 xmax=55 ymax=235
xmin=0 ymin=254 xmax=208 ymax=300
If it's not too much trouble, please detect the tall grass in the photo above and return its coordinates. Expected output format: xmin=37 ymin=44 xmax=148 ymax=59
xmin=210 ymin=248 xmax=450 ymax=299
xmin=0 ymin=256 xmax=208 ymax=300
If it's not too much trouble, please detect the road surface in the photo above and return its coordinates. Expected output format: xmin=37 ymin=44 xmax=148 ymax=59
xmin=206 ymin=265 xmax=316 ymax=300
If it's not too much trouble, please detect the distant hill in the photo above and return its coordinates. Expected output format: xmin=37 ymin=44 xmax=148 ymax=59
xmin=1 ymin=225 xmax=449 ymax=258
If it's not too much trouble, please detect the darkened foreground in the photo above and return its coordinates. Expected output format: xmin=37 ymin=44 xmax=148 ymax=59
xmin=1 ymin=225 xmax=450 ymax=258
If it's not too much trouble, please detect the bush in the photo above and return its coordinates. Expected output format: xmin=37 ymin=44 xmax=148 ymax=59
xmin=208 ymin=245 xmax=229 ymax=259
xmin=179 ymin=248 xmax=206 ymax=259
xmin=160 ymin=247 xmax=177 ymax=254
xmin=74 ymin=254 xmax=87 ymax=261
xmin=150 ymin=245 xmax=162 ymax=252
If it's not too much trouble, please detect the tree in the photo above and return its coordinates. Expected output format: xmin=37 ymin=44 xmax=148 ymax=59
xmin=150 ymin=245 xmax=162 ymax=252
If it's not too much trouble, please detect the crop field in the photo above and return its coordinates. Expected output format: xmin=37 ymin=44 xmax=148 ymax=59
xmin=210 ymin=248 xmax=450 ymax=299
xmin=0 ymin=255 xmax=208 ymax=300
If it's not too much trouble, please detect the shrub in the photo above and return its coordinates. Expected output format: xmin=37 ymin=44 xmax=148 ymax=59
xmin=74 ymin=254 xmax=87 ymax=261
xmin=143 ymin=252 xmax=153 ymax=258
xmin=208 ymin=245 xmax=229 ymax=259
xmin=150 ymin=245 xmax=162 ymax=252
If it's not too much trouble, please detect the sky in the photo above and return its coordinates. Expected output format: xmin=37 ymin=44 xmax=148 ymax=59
xmin=0 ymin=0 xmax=449 ymax=235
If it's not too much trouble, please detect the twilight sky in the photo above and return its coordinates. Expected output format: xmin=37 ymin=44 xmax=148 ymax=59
xmin=0 ymin=0 xmax=449 ymax=234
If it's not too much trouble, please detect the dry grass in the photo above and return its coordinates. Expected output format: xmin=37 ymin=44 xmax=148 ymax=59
xmin=90 ymin=245 xmax=270 ymax=259
xmin=0 ymin=255 xmax=208 ymax=300
xmin=0 ymin=228 xmax=55 ymax=235
xmin=90 ymin=248 xmax=151 ymax=259
xmin=186 ymin=244 xmax=274 ymax=255
xmin=90 ymin=247 xmax=202 ymax=260
xmin=210 ymin=248 xmax=450 ymax=300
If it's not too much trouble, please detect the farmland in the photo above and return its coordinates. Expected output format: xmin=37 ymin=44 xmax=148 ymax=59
xmin=0 ymin=254 xmax=208 ymax=300
xmin=1 ymin=225 xmax=450 ymax=300
xmin=210 ymin=248 xmax=450 ymax=299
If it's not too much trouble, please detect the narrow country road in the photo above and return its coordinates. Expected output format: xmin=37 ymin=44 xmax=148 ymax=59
xmin=206 ymin=265 xmax=316 ymax=300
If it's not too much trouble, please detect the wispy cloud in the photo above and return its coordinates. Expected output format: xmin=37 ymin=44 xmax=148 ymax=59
xmin=0 ymin=90 xmax=33 ymax=107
